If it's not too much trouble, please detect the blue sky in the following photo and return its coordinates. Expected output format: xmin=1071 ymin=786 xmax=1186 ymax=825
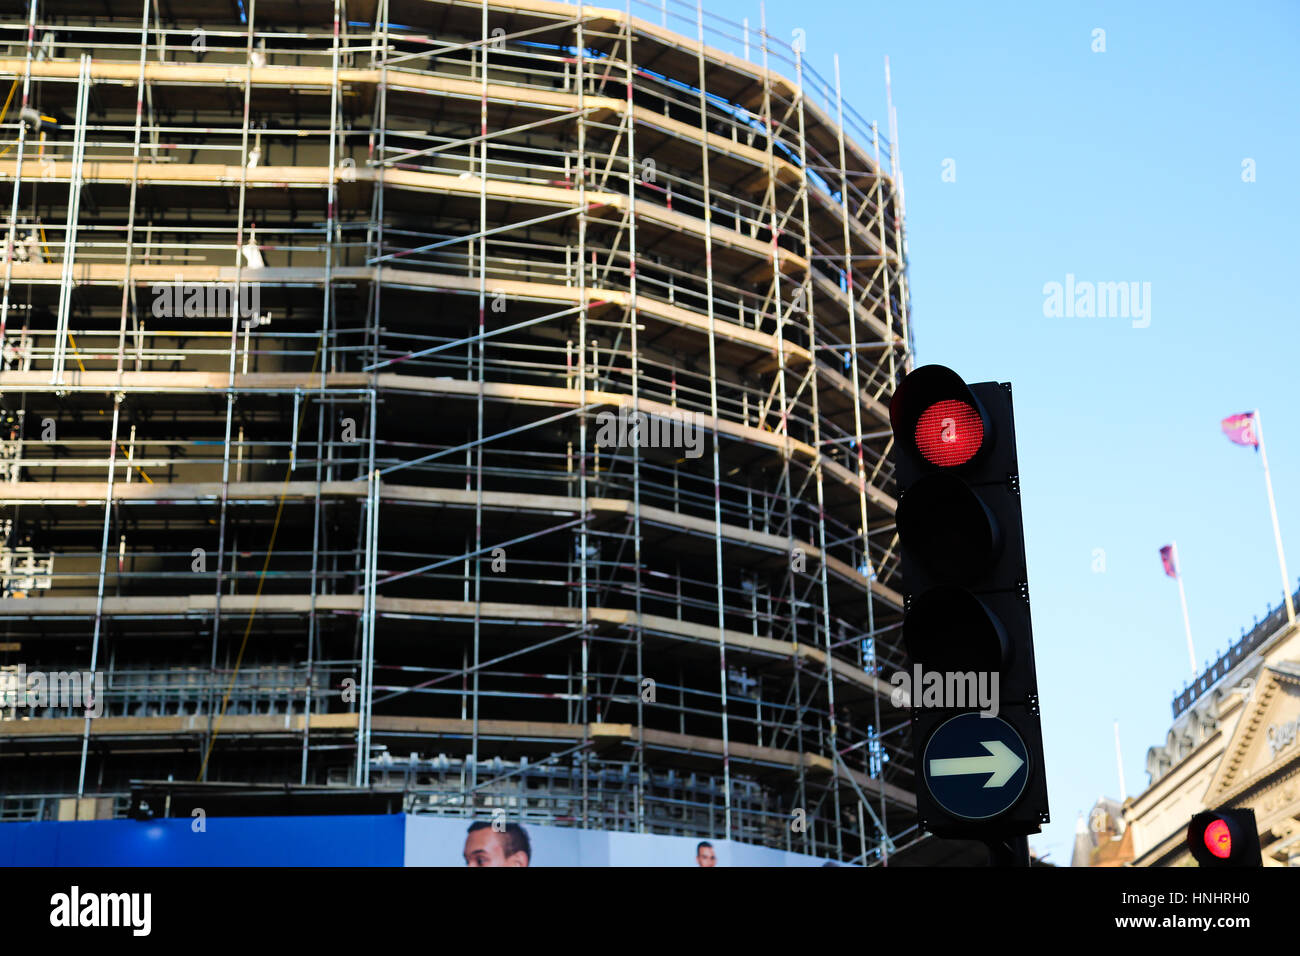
xmin=693 ymin=0 xmax=1300 ymax=863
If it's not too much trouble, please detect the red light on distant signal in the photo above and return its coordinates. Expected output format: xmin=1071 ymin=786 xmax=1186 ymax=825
xmin=915 ymin=400 xmax=984 ymax=467
xmin=1203 ymin=819 xmax=1232 ymax=859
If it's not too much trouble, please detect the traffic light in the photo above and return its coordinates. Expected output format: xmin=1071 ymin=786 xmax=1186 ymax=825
xmin=1187 ymin=809 xmax=1262 ymax=867
xmin=889 ymin=365 xmax=1048 ymax=842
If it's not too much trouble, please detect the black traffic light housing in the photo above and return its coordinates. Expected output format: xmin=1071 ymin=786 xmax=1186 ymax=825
xmin=1187 ymin=809 xmax=1262 ymax=867
xmin=890 ymin=365 xmax=1049 ymax=841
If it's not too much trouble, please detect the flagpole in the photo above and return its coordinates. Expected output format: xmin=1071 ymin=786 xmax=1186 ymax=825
xmin=1113 ymin=720 xmax=1127 ymax=802
xmin=1172 ymin=540 xmax=1197 ymax=674
xmin=1255 ymin=409 xmax=1296 ymax=625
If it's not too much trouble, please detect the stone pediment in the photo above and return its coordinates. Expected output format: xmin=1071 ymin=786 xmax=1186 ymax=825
xmin=1205 ymin=661 xmax=1300 ymax=802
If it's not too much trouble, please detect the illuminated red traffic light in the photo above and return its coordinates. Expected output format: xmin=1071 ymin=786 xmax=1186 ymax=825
xmin=1203 ymin=819 xmax=1232 ymax=859
xmin=1186 ymin=809 xmax=1261 ymax=867
xmin=915 ymin=399 xmax=984 ymax=467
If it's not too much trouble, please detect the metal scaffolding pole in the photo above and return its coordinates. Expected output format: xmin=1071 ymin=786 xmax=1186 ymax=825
xmin=834 ymin=53 xmax=890 ymax=862
xmin=575 ymin=11 xmax=594 ymax=829
xmin=793 ymin=45 xmax=843 ymax=861
xmin=758 ymin=1 xmax=805 ymax=842
xmin=49 ymin=55 xmax=90 ymax=385
xmin=114 ymin=2 xmax=151 ymax=384
xmin=78 ymin=395 xmax=121 ymax=795
xmin=470 ymin=0 xmax=490 ymax=801
xmin=201 ymin=0 xmax=258 ymax=781
xmin=696 ymin=0 xmax=732 ymax=843
xmin=622 ymin=2 xmax=648 ymax=833
xmin=0 ymin=0 xmax=38 ymax=358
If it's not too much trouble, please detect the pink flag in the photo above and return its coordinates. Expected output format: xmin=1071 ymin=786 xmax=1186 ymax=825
xmin=1159 ymin=545 xmax=1178 ymax=579
xmin=1221 ymin=412 xmax=1259 ymax=448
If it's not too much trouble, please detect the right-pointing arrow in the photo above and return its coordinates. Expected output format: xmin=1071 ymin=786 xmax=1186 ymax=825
xmin=929 ymin=740 xmax=1024 ymax=789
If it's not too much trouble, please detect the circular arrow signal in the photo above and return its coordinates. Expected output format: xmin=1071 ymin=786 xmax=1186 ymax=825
xmin=921 ymin=713 xmax=1031 ymax=821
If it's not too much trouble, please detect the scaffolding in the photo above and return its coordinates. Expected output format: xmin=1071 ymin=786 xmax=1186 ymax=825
xmin=0 ymin=0 xmax=915 ymax=863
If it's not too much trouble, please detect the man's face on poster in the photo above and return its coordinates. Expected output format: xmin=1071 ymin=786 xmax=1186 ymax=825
xmin=464 ymin=827 xmax=529 ymax=867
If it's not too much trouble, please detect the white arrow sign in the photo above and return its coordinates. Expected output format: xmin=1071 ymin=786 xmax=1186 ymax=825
xmin=928 ymin=740 xmax=1024 ymax=789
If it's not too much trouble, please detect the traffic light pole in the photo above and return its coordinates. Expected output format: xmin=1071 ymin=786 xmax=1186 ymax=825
xmin=984 ymin=834 xmax=1030 ymax=868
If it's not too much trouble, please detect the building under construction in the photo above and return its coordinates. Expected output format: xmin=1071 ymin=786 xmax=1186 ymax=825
xmin=0 ymin=0 xmax=915 ymax=864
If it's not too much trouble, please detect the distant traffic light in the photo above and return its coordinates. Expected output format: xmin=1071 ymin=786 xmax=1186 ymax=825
xmin=889 ymin=365 xmax=1049 ymax=846
xmin=1187 ymin=809 xmax=1262 ymax=867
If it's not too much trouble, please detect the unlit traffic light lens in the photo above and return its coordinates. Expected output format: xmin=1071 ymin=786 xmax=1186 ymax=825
xmin=903 ymin=586 xmax=1010 ymax=674
xmin=915 ymin=399 xmax=984 ymax=467
xmin=1204 ymin=819 xmax=1232 ymax=859
xmin=896 ymin=473 xmax=1001 ymax=584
